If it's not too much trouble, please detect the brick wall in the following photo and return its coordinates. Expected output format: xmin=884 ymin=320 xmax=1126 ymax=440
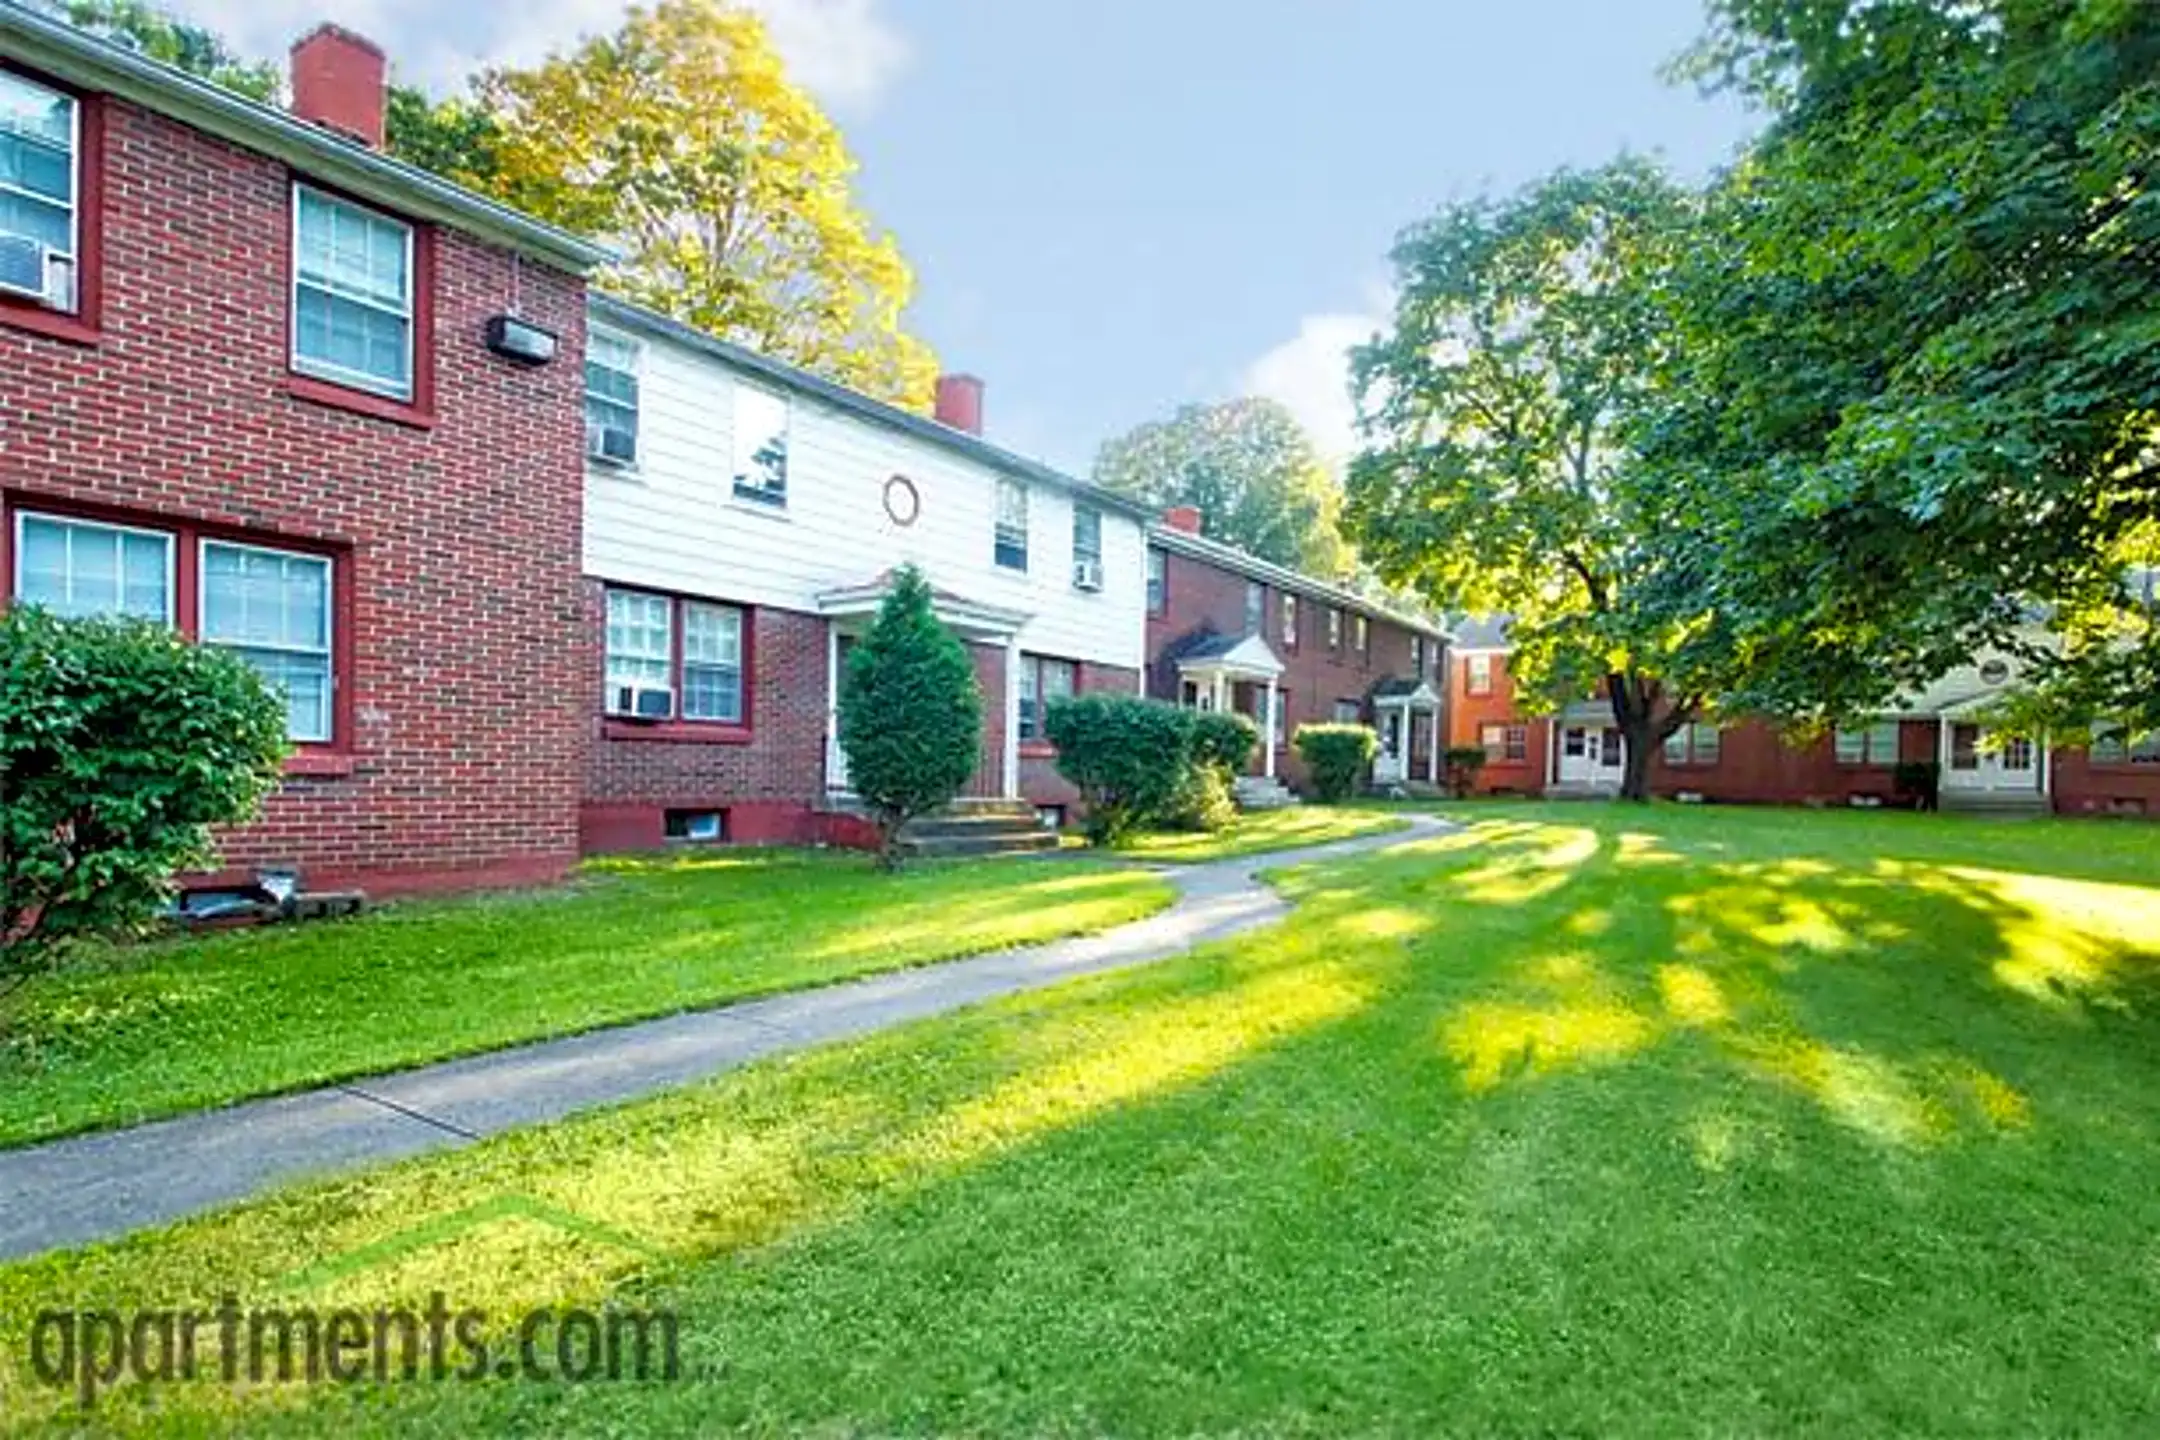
xmin=1020 ymin=661 xmax=1141 ymax=813
xmin=0 ymin=92 xmax=589 ymax=895
xmin=1146 ymin=546 xmax=1439 ymax=790
xmin=1447 ymin=652 xmax=1551 ymax=794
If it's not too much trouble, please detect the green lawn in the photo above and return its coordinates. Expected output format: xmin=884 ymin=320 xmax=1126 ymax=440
xmin=6 ymin=803 xmax=2160 ymax=1434
xmin=1115 ymin=804 xmax=1409 ymax=862
xmin=0 ymin=851 xmax=1173 ymax=1149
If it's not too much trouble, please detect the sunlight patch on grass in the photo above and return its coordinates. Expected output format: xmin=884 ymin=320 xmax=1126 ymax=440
xmin=1113 ymin=807 xmax=1409 ymax=863
xmin=1742 ymin=1037 xmax=1951 ymax=1148
xmin=1657 ymin=964 xmax=1732 ymax=1026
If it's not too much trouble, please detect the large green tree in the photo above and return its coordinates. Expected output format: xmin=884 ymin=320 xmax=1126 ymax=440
xmin=1093 ymin=398 xmax=1353 ymax=578
xmin=1346 ymin=158 xmax=1725 ymax=801
xmin=1635 ymin=0 xmax=2160 ymax=735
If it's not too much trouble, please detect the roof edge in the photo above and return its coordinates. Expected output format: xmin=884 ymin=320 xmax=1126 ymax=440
xmin=1146 ymin=523 xmax=1450 ymax=640
xmin=0 ymin=1 xmax=613 ymax=273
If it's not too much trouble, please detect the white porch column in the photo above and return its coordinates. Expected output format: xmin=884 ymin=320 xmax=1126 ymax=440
xmin=2038 ymin=728 xmax=2052 ymax=800
xmin=1428 ymin=708 xmax=1443 ymax=784
xmin=1002 ymin=633 xmax=1021 ymax=799
xmin=1263 ymin=678 xmax=1280 ymax=779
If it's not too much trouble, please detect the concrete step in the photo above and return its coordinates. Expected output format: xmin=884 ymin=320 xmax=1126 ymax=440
xmin=1233 ymin=776 xmax=1300 ymax=811
xmin=898 ymin=830 xmax=1061 ymax=860
xmin=901 ymin=814 xmax=1053 ymax=841
xmin=1939 ymin=790 xmax=2049 ymax=816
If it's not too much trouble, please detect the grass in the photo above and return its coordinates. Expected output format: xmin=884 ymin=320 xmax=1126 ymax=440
xmin=0 ymin=850 xmax=1173 ymax=1150
xmin=6 ymin=802 xmax=2160 ymax=1433
xmin=1114 ymin=804 xmax=1409 ymax=862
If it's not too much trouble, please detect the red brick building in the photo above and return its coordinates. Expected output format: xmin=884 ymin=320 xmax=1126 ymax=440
xmin=1447 ymin=618 xmax=2160 ymax=816
xmin=1144 ymin=508 xmax=1448 ymax=794
xmin=0 ymin=14 xmax=608 ymax=892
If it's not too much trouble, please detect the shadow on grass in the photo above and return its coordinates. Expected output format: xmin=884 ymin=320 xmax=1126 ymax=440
xmin=6 ymin=812 xmax=2160 ymax=1433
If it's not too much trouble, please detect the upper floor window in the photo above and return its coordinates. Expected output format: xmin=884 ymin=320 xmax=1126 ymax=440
xmin=1017 ymin=654 xmax=1076 ymax=741
xmin=1244 ymin=581 xmax=1263 ymax=635
xmin=1281 ymin=592 xmax=1298 ymax=650
xmin=1146 ymin=548 xmax=1166 ymax=615
xmin=0 ymin=71 xmax=79 ymax=312
xmin=995 ymin=478 xmax=1029 ymax=571
xmin=1466 ymin=653 xmax=1494 ymax=696
xmin=1072 ymin=503 xmax=1103 ymax=589
xmin=585 ymin=328 xmax=640 ymax=467
xmin=291 ymin=185 xmax=413 ymax=400
xmin=1354 ymin=614 xmax=1369 ymax=656
xmin=1411 ymin=635 xmax=1426 ymax=675
xmin=732 ymin=383 xmax=789 ymax=507
xmin=1662 ymin=722 xmax=1722 ymax=767
xmin=1833 ymin=719 xmax=1899 ymax=766
xmin=200 ymin=541 xmax=334 ymax=743
xmin=14 ymin=512 xmax=171 ymax=621
xmin=1327 ymin=608 xmax=1342 ymax=650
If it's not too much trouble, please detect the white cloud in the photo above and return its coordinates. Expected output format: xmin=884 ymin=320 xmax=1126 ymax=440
xmin=166 ymin=0 xmax=909 ymax=107
xmin=1239 ymin=307 xmax=1384 ymax=463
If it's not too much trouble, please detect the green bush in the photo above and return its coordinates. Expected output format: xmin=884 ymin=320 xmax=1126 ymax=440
xmin=1443 ymin=745 xmax=1488 ymax=799
xmin=1294 ymin=723 xmax=1379 ymax=802
xmin=1188 ymin=710 xmax=1259 ymax=777
xmin=1157 ymin=757 xmax=1238 ymax=833
xmin=1045 ymin=693 xmax=1195 ymax=846
xmin=837 ymin=565 xmax=983 ymax=868
xmin=1 ymin=607 xmax=290 ymax=987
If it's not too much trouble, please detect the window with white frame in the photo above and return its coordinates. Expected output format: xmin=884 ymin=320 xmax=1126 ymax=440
xmin=1354 ymin=614 xmax=1369 ymax=655
xmin=13 ymin=512 xmax=171 ymax=621
xmin=680 ymin=600 xmax=743 ymax=723
xmin=1018 ymin=654 xmax=1076 ymax=741
xmin=291 ymin=186 xmax=414 ymax=399
xmin=994 ymin=478 xmax=1029 ymax=570
xmin=1281 ymin=593 xmax=1298 ymax=649
xmin=731 ymin=383 xmax=789 ymax=505
xmin=1833 ymin=719 xmax=1900 ymax=765
xmin=1072 ymin=504 xmax=1102 ymax=586
xmin=1466 ymin=653 xmax=1494 ymax=696
xmin=1480 ymin=722 xmax=1527 ymax=763
xmin=1662 ymin=722 xmax=1722 ymax=766
xmin=604 ymin=589 xmax=673 ymax=710
xmin=1327 ymin=608 xmax=1342 ymax=649
xmin=585 ymin=328 xmax=640 ymax=466
xmin=0 ymin=70 xmax=79 ymax=311
xmin=1333 ymin=698 xmax=1361 ymax=724
xmin=1411 ymin=635 xmax=1426 ymax=675
xmin=2089 ymin=724 xmax=2160 ymax=765
xmin=200 ymin=541 xmax=334 ymax=742
xmin=1146 ymin=548 xmax=1166 ymax=615
xmin=1244 ymin=581 xmax=1263 ymax=634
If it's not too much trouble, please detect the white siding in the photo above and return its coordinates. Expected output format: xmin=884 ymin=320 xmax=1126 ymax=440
xmin=1890 ymin=625 xmax=2057 ymax=715
xmin=584 ymin=324 xmax=1145 ymax=670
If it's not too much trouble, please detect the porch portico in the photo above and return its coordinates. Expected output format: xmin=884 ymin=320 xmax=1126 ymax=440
xmin=1370 ymin=676 xmax=1442 ymax=787
xmin=817 ymin=573 xmax=1033 ymax=801
xmin=1173 ymin=633 xmax=1285 ymax=779
xmin=1928 ymin=697 xmax=2050 ymax=812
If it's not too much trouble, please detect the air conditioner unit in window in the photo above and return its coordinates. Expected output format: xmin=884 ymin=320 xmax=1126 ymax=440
xmin=586 ymin=422 xmax=636 ymax=467
xmin=1072 ymin=558 xmax=1104 ymax=592
xmin=0 ymin=236 xmax=48 ymax=302
xmin=610 ymin=683 xmax=673 ymax=720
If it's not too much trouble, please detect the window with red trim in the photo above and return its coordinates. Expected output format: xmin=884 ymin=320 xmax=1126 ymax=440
xmin=603 ymin=587 xmax=746 ymax=725
xmin=1017 ymin=653 xmax=1077 ymax=741
xmin=0 ymin=63 xmax=102 ymax=342
xmin=7 ymin=504 xmax=346 ymax=746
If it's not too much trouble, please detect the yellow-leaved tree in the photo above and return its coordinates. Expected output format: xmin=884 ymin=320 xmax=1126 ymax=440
xmin=479 ymin=0 xmax=937 ymax=409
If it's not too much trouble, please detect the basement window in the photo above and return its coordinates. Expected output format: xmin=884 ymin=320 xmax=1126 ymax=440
xmin=664 ymin=809 xmax=726 ymax=843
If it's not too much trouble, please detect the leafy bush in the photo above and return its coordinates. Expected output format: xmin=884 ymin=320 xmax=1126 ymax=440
xmin=837 ymin=565 xmax=983 ymax=868
xmin=1294 ymin=723 xmax=1378 ymax=802
xmin=1188 ymin=710 xmax=1258 ymax=777
xmin=1 ymin=607 xmax=290 ymax=989
xmin=1045 ymin=694 xmax=1195 ymax=846
xmin=1157 ymin=756 xmax=1238 ymax=833
xmin=1892 ymin=760 xmax=1940 ymax=812
xmin=1443 ymin=745 xmax=1488 ymax=799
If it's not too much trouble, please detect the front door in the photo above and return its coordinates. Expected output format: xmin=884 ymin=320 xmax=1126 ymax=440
xmin=1944 ymin=722 xmax=2039 ymax=792
xmin=1558 ymin=726 xmax=1624 ymax=787
xmin=827 ymin=633 xmax=855 ymax=793
xmin=1375 ymin=708 xmax=1406 ymax=784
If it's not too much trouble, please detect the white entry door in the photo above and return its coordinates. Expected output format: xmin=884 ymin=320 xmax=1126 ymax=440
xmin=1943 ymin=722 xmax=2038 ymax=792
xmin=1375 ymin=708 xmax=1407 ymax=784
xmin=1558 ymin=725 xmax=1624 ymax=786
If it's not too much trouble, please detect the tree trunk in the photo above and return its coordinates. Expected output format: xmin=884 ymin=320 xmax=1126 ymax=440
xmin=1618 ymin=717 xmax=1657 ymax=802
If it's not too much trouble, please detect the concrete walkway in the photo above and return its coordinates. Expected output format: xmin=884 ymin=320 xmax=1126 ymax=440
xmin=0 ymin=815 xmax=1451 ymax=1260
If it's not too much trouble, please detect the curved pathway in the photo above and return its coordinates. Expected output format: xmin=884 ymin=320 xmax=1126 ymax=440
xmin=0 ymin=814 xmax=1454 ymax=1260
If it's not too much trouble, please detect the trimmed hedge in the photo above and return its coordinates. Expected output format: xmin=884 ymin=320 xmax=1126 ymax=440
xmin=1188 ymin=710 xmax=1259 ymax=778
xmin=1045 ymin=694 xmax=1195 ymax=846
xmin=1443 ymin=745 xmax=1488 ymax=798
xmin=1294 ymin=723 xmax=1379 ymax=802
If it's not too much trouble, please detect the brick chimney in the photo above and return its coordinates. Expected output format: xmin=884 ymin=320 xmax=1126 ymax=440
xmin=1161 ymin=505 xmax=1203 ymax=535
xmin=934 ymin=374 xmax=984 ymax=436
xmin=290 ymin=25 xmax=387 ymax=149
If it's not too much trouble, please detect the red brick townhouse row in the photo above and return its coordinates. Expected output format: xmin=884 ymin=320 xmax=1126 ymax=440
xmin=576 ymin=298 xmax=1153 ymax=850
xmin=1448 ymin=617 xmax=2160 ymax=816
xmin=0 ymin=9 xmax=609 ymax=894
xmin=1143 ymin=508 xmax=1450 ymax=794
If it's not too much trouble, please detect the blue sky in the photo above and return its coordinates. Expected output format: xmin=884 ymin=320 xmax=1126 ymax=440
xmin=183 ymin=0 xmax=1759 ymax=474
